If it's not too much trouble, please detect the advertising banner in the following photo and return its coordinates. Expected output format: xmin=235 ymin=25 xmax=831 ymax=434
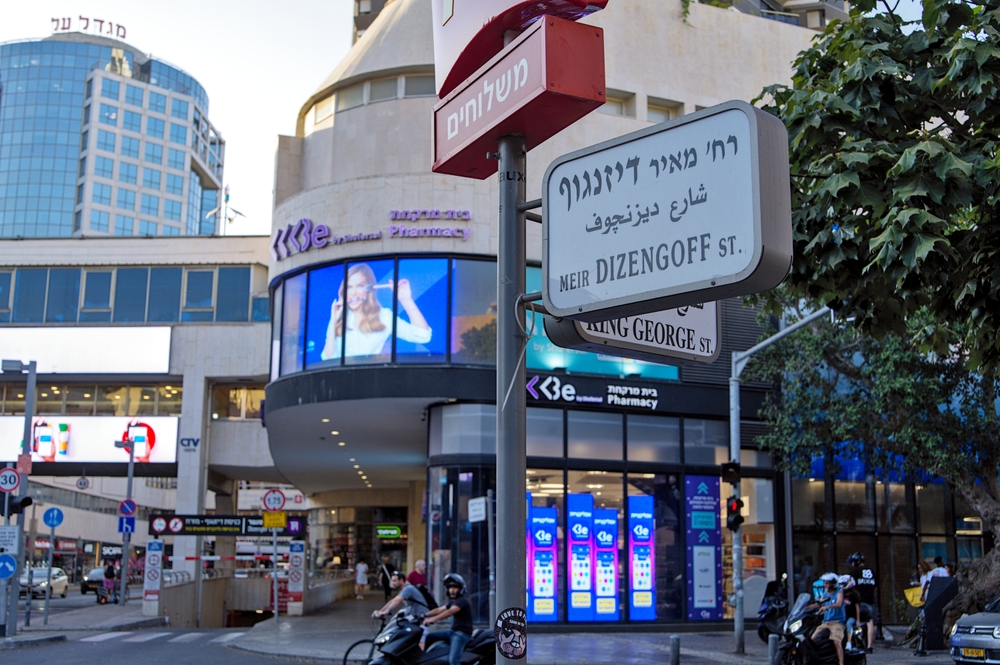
xmin=0 ymin=416 xmax=178 ymax=464
xmin=627 ymin=494 xmax=656 ymax=621
xmin=593 ymin=508 xmax=619 ymax=620
xmin=685 ymin=475 xmax=723 ymax=620
xmin=526 ymin=502 xmax=558 ymax=622
xmin=566 ymin=493 xmax=595 ymax=622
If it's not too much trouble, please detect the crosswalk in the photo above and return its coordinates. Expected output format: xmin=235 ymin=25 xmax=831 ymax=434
xmin=79 ymin=630 xmax=246 ymax=645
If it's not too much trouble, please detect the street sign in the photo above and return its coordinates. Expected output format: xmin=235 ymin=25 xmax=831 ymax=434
xmin=542 ymin=101 xmax=792 ymax=321
xmin=432 ymin=16 xmax=605 ymax=179
xmin=76 ymin=476 xmax=90 ymax=490
xmin=143 ymin=540 xmax=163 ymax=602
xmin=147 ymin=514 xmax=304 ymax=537
xmin=168 ymin=517 xmax=184 ymax=533
xmin=0 ymin=553 xmax=16 ymax=580
xmin=0 ymin=467 xmax=19 ymax=493
xmin=262 ymin=511 xmax=287 ymax=530
xmin=544 ymin=302 xmax=722 ymax=364
xmin=288 ymin=541 xmax=305 ymax=602
xmin=430 ymin=0 xmax=608 ymax=97
xmin=118 ymin=516 xmax=136 ymax=533
xmin=0 ymin=525 xmax=19 ymax=555
xmin=468 ymin=496 xmax=488 ymax=523
xmin=43 ymin=507 xmax=64 ymax=528
xmin=262 ymin=489 xmax=286 ymax=512
xmin=119 ymin=499 xmax=137 ymax=517
xmin=151 ymin=516 xmax=167 ymax=534
xmin=16 ymin=453 xmax=31 ymax=474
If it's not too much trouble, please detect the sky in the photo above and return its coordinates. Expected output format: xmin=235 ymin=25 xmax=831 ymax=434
xmin=0 ymin=1 xmax=356 ymax=236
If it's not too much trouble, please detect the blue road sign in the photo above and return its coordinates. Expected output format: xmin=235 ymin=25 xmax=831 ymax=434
xmin=118 ymin=516 xmax=136 ymax=533
xmin=120 ymin=499 xmax=137 ymax=517
xmin=43 ymin=507 xmax=64 ymax=528
xmin=0 ymin=553 xmax=16 ymax=579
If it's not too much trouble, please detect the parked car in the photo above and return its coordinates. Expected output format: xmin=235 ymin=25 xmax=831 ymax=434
xmin=950 ymin=595 xmax=1000 ymax=664
xmin=18 ymin=567 xmax=69 ymax=598
xmin=80 ymin=567 xmax=105 ymax=594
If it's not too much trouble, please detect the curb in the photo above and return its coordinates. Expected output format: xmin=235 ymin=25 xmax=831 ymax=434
xmin=227 ymin=641 xmax=335 ymax=663
xmin=21 ymin=616 xmax=169 ymax=633
xmin=0 ymin=634 xmax=68 ymax=650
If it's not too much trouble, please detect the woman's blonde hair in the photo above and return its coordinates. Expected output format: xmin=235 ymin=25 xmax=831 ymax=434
xmin=339 ymin=263 xmax=385 ymax=334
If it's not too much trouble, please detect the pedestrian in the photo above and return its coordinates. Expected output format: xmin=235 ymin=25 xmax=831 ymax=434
xmin=917 ymin=560 xmax=932 ymax=603
xmin=408 ymin=559 xmax=427 ymax=587
xmin=811 ymin=573 xmax=846 ymax=665
xmin=847 ymin=551 xmax=877 ymax=651
xmin=379 ymin=555 xmax=397 ymax=601
xmin=103 ymin=559 xmax=117 ymax=603
xmin=355 ymin=558 xmax=369 ymax=600
xmin=921 ymin=556 xmax=950 ymax=602
xmin=421 ymin=573 xmax=473 ymax=665
xmin=839 ymin=575 xmax=867 ymax=652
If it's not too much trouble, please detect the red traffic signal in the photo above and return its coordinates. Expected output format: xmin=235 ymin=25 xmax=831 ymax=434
xmin=726 ymin=496 xmax=745 ymax=532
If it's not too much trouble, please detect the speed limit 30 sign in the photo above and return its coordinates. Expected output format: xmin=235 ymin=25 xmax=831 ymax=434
xmin=0 ymin=468 xmax=20 ymax=493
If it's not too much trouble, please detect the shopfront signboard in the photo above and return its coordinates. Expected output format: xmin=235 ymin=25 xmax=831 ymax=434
xmin=148 ymin=514 xmax=305 ymax=537
xmin=566 ymin=493 xmax=595 ymax=622
xmin=542 ymin=101 xmax=792 ymax=321
xmin=432 ymin=16 xmax=606 ymax=179
xmin=593 ymin=508 xmax=620 ymax=620
xmin=627 ymin=495 xmax=656 ymax=621
xmin=526 ymin=502 xmax=558 ymax=622
xmin=544 ymin=301 xmax=721 ymax=364
xmin=684 ymin=475 xmax=724 ymax=620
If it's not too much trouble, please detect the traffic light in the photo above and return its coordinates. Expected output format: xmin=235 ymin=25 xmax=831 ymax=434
xmin=1 ymin=495 xmax=32 ymax=517
xmin=726 ymin=496 xmax=744 ymax=532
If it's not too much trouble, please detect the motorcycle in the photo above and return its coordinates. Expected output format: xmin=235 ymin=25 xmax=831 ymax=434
xmin=777 ymin=593 xmax=867 ymax=665
xmin=355 ymin=610 xmax=496 ymax=665
xmin=758 ymin=578 xmax=789 ymax=643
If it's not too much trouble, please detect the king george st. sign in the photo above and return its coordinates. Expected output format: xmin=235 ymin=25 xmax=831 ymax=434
xmin=542 ymin=101 xmax=792 ymax=321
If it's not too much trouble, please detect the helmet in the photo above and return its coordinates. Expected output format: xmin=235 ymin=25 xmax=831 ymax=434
xmin=838 ymin=574 xmax=856 ymax=589
xmin=846 ymin=552 xmax=865 ymax=566
xmin=820 ymin=572 xmax=838 ymax=584
xmin=443 ymin=573 xmax=466 ymax=595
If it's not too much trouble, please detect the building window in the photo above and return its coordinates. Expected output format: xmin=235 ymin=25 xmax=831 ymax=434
xmin=185 ymin=270 xmax=214 ymax=308
xmin=369 ymin=77 xmax=398 ymax=103
xmin=145 ymin=143 xmax=163 ymax=164
xmin=212 ymin=384 xmax=266 ymax=419
xmin=141 ymin=194 xmax=159 ymax=216
xmin=86 ymin=79 xmax=93 ymax=99
xmin=171 ymin=99 xmax=189 ymax=120
xmin=97 ymin=130 xmax=116 ymax=152
xmin=336 ymin=83 xmax=364 ymax=112
xmin=82 ymin=104 xmax=91 ymax=126
xmin=117 ymin=189 xmax=136 ymax=211
xmin=526 ymin=408 xmax=564 ymax=457
xmin=169 ymin=124 xmax=187 ymax=145
xmin=147 ymin=268 xmax=182 ymax=322
xmin=147 ymin=117 xmax=165 ymax=139
xmin=143 ymin=168 xmax=162 ymax=191
xmin=101 ymin=79 xmax=120 ymax=101
xmin=121 ymin=136 xmax=140 ymax=159
xmin=74 ymin=211 xmax=82 ymax=233
xmin=139 ymin=220 xmax=158 ymax=236
xmin=45 ymin=269 xmax=81 ymax=323
xmin=216 ymin=267 xmax=250 ymax=322
xmin=81 ymin=271 xmax=113 ymax=321
xmin=92 ymin=183 xmax=111 ymax=205
xmin=77 ymin=185 xmax=84 ymax=204
xmin=12 ymin=269 xmax=47 ymax=323
xmin=79 ymin=157 xmax=88 ymax=178
xmin=647 ymin=97 xmax=682 ymax=123
xmin=115 ymin=215 xmax=134 ymax=236
xmin=81 ymin=130 xmax=89 ymax=151
xmin=118 ymin=162 xmax=137 ymax=185
xmin=149 ymin=92 xmax=167 ymax=114
xmin=163 ymin=199 xmax=181 ymax=221
xmin=161 ymin=225 xmax=180 ymax=236
xmin=113 ymin=268 xmax=148 ymax=322
xmin=627 ymin=414 xmax=681 ymax=463
xmin=125 ymin=85 xmax=143 ymax=107
xmin=252 ymin=296 xmax=270 ymax=322
xmin=313 ymin=96 xmax=334 ymax=123
xmin=683 ymin=418 xmax=729 ymax=464
xmin=168 ymin=149 xmax=186 ymax=170
xmin=95 ymin=156 xmax=114 ymax=179
xmin=598 ymin=98 xmax=626 ymax=116
xmin=567 ymin=410 xmax=623 ymax=460
xmin=166 ymin=174 xmax=184 ymax=195
xmin=123 ymin=110 xmax=142 ymax=132
xmin=89 ymin=210 xmax=109 ymax=233
xmin=404 ymin=75 xmax=436 ymax=97
xmin=99 ymin=104 xmax=118 ymax=126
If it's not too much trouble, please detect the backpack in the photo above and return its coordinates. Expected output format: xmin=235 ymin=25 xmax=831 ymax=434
xmin=415 ymin=584 xmax=438 ymax=610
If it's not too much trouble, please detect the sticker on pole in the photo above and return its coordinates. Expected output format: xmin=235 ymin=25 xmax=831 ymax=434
xmin=542 ymin=101 xmax=792 ymax=320
xmin=494 ymin=607 xmax=527 ymax=659
xmin=0 ymin=467 xmax=20 ymax=493
xmin=262 ymin=489 xmax=286 ymax=512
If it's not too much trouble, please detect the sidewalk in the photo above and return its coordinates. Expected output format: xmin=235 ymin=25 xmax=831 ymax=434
xmin=18 ymin=600 xmax=167 ymax=633
xmin=231 ymin=597 xmax=957 ymax=665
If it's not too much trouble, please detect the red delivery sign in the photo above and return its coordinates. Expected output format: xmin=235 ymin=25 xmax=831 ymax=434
xmin=431 ymin=0 xmax=609 ymax=97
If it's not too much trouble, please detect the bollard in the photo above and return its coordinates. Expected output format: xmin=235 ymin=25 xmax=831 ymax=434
xmin=769 ymin=633 xmax=779 ymax=665
xmin=669 ymin=634 xmax=680 ymax=665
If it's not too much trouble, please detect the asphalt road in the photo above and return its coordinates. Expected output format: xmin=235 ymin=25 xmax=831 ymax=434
xmin=5 ymin=629 xmax=309 ymax=665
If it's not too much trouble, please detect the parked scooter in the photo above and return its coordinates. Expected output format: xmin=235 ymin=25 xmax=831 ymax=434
xmin=361 ymin=609 xmax=496 ymax=665
xmin=777 ymin=593 xmax=867 ymax=665
xmin=758 ymin=577 xmax=789 ymax=643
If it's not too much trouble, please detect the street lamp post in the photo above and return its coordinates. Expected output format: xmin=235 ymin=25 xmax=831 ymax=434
xmin=114 ymin=429 xmax=139 ymax=606
xmin=1 ymin=359 xmax=36 ymax=638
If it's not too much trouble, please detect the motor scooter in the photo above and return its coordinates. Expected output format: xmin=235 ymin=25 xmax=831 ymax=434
xmin=777 ymin=593 xmax=867 ymax=665
xmin=357 ymin=610 xmax=495 ymax=665
xmin=758 ymin=578 xmax=789 ymax=643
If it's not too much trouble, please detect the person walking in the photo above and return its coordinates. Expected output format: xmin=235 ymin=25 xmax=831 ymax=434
xmin=355 ymin=558 xmax=369 ymax=600
xmin=421 ymin=574 xmax=473 ymax=665
xmin=379 ymin=555 xmax=397 ymax=602
xmin=847 ymin=552 xmax=877 ymax=651
xmin=408 ymin=559 xmax=427 ymax=587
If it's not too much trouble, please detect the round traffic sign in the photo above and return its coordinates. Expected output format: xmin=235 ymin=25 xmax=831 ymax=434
xmin=262 ymin=489 xmax=286 ymax=512
xmin=148 ymin=553 xmax=161 ymax=567
xmin=290 ymin=569 xmax=303 ymax=583
xmin=168 ymin=517 xmax=184 ymax=533
xmin=152 ymin=516 xmax=167 ymax=534
xmin=0 ymin=468 xmax=20 ymax=494
xmin=119 ymin=499 xmax=137 ymax=517
xmin=146 ymin=568 xmax=160 ymax=582
xmin=76 ymin=476 xmax=90 ymax=490
xmin=43 ymin=507 xmax=64 ymax=528
xmin=0 ymin=553 xmax=17 ymax=580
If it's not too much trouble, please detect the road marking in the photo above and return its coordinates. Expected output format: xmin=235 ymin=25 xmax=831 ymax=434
xmin=168 ymin=632 xmax=206 ymax=643
xmin=210 ymin=632 xmax=246 ymax=643
xmin=122 ymin=632 xmax=171 ymax=643
xmin=81 ymin=632 xmax=131 ymax=642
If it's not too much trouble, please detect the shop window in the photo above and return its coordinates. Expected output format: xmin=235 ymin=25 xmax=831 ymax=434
xmin=216 ymin=266 xmax=250 ymax=322
xmin=432 ymin=404 xmax=496 ymax=455
xmin=212 ymin=385 xmax=265 ymax=420
xmin=127 ymin=386 xmax=156 ymax=416
xmin=45 ymin=268 xmax=81 ymax=323
xmin=451 ymin=259 xmax=496 ymax=365
xmin=683 ymin=418 xmax=728 ymax=465
xmin=740 ymin=448 xmax=772 ymax=467
xmin=147 ymin=268 xmax=182 ymax=322
xmin=527 ymin=408 xmax=563 ymax=457
xmin=834 ymin=479 xmax=875 ymax=532
xmin=876 ymin=482 xmax=913 ymax=532
xmin=280 ymin=273 xmax=307 ymax=376
xmin=2 ymin=384 xmax=27 ymax=415
xmin=919 ymin=535 xmax=948 ymax=563
xmin=157 ymin=385 xmax=182 ymax=416
xmin=567 ymin=411 xmax=622 ymax=460
xmin=113 ymin=268 xmax=149 ymax=322
xmin=65 ymin=386 xmax=96 ymax=415
xmin=96 ymin=386 xmax=127 ymax=416
xmin=395 ymin=258 xmax=447 ymax=363
xmin=627 ymin=414 xmax=680 ymax=463
xmin=916 ymin=482 xmax=947 ymax=534
xmin=13 ymin=269 xmax=47 ymax=323
xmin=404 ymin=75 xmax=436 ymax=97
xmin=627 ymin=474 xmax=683 ymax=621
xmin=792 ymin=477 xmax=827 ymax=529
xmin=36 ymin=385 xmax=64 ymax=415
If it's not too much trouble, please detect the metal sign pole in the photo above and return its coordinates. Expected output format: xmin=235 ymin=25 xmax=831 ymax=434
xmin=273 ymin=528 xmax=279 ymax=624
xmin=43 ymin=521 xmax=53 ymax=624
xmin=120 ymin=443 xmax=135 ymax=606
xmin=487 ymin=489 xmax=496 ymax=624
xmin=495 ymin=133 xmax=527 ymax=663
xmin=7 ymin=360 xmax=36 ymax=637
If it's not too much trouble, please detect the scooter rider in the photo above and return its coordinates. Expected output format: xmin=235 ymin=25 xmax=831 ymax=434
xmin=847 ymin=551 xmax=877 ymax=650
xmin=373 ymin=570 xmax=430 ymax=619
xmin=421 ymin=573 xmax=473 ymax=665
xmin=810 ymin=573 xmax=846 ymax=665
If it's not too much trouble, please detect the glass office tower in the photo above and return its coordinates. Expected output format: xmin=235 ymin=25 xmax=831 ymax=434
xmin=0 ymin=32 xmax=223 ymax=238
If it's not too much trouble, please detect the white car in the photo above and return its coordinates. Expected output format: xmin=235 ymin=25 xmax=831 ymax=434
xmin=19 ymin=567 xmax=69 ymax=598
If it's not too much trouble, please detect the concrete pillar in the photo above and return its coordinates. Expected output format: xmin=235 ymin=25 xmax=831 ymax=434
xmin=173 ymin=370 xmax=208 ymax=576
xmin=407 ymin=479 xmax=426 ymax=575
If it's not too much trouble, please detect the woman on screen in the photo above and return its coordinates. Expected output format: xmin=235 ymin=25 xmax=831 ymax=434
xmin=321 ymin=263 xmax=432 ymax=359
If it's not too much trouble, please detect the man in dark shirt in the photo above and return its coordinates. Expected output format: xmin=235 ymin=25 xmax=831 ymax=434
xmin=422 ymin=573 xmax=473 ymax=665
xmin=847 ymin=552 xmax=877 ymax=651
